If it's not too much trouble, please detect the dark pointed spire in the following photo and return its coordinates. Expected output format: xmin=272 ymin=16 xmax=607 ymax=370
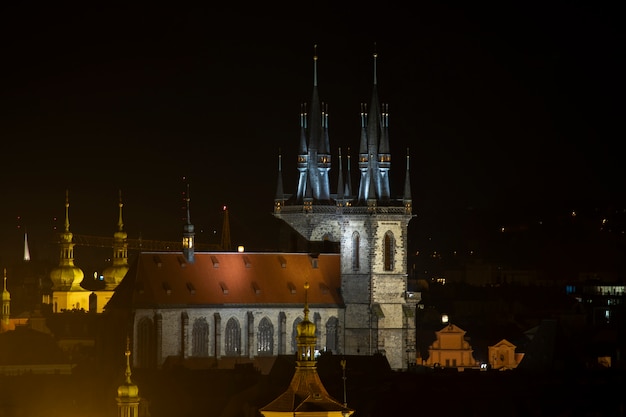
xmin=319 ymin=102 xmax=330 ymax=154
xmin=379 ymin=103 xmax=390 ymax=154
xmin=377 ymin=101 xmax=391 ymax=200
xmin=357 ymin=103 xmax=369 ymax=203
xmin=345 ymin=148 xmax=353 ymax=199
xmin=336 ymin=147 xmax=344 ymax=203
xmin=309 ymin=44 xmax=322 ymax=153
xmin=221 ymin=205 xmax=231 ymax=252
xmin=182 ymin=184 xmax=195 ymax=263
xmin=358 ymin=102 xmax=368 ymax=155
xmin=373 ymin=42 xmax=378 ymax=86
xmin=367 ymin=155 xmax=377 ymax=207
xmin=185 ymin=184 xmax=191 ymax=226
xmin=317 ymin=102 xmax=331 ymax=200
xmin=367 ymin=49 xmax=382 ymax=153
xmin=296 ymin=103 xmax=309 ymax=202
xmin=313 ymin=44 xmax=318 ymax=87
xmin=299 ymin=103 xmax=308 ymax=154
xmin=404 ymin=148 xmax=413 ymax=214
xmin=274 ymin=149 xmax=285 ymax=213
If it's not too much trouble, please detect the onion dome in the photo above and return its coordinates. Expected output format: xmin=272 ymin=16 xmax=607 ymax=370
xmin=103 ymin=191 xmax=129 ymax=290
xmin=49 ymin=191 xmax=84 ymax=291
xmin=117 ymin=338 xmax=139 ymax=400
xmin=2 ymin=269 xmax=10 ymax=302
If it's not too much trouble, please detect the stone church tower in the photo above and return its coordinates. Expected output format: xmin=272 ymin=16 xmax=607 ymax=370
xmin=274 ymin=48 xmax=416 ymax=370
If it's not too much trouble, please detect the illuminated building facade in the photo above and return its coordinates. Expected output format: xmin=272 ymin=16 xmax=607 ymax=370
xmin=45 ymin=191 xmax=127 ymax=314
xmin=106 ymin=48 xmax=417 ymax=371
xmin=488 ymin=338 xmax=522 ymax=370
xmin=423 ymin=323 xmax=479 ymax=371
xmin=46 ymin=190 xmax=90 ymax=312
xmin=274 ymin=49 xmax=417 ymax=369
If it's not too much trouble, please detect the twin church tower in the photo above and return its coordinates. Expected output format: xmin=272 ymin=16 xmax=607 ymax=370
xmin=274 ymin=47 xmax=416 ymax=367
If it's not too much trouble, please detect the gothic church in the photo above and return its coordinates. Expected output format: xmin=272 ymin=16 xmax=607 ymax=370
xmin=105 ymin=48 xmax=417 ymax=371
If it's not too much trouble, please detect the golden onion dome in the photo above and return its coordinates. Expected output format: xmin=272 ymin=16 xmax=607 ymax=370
xmin=114 ymin=230 xmax=128 ymax=240
xmin=118 ymin=339 xmax=139 ymax=400
xmin=297 ymin=317 xmax=316 ymax=338
xmin=117 ymin=380 xmax=139 ymax=399
xmin=102 ymin=264 xmax=129 ymax=290
xmin=49 ymin=265 xmax=84 ymax=291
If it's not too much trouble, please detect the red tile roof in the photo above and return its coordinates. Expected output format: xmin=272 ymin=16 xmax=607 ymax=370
xmin=116 ymin=252 xmax=343 ymax=308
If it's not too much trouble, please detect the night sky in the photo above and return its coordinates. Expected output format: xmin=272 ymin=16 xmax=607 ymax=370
xmin=0 ymin=3 xmax=623 ymax=267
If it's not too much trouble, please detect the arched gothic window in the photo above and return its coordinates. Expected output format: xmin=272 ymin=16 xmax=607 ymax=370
xmin=137 ymin=317 xmax=156 ymax=369
xmin=352 ymin=231 xmax=360 ymax=270
xmin=192 ymin=318 xmax=209 ymax=357
xmin=225 ymin=318 xmax=241 ymax=356
xmin=257 ymin=317 xmax=274 ymax=355
xmin=325 ymin=316 xmax=339 ymax=353
xmin=384 ymin=231 xmax=395 ymax=271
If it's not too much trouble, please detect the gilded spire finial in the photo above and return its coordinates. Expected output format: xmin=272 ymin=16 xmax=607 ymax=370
xmin=313 ymin=44 xmax=318 ymax=87
xmin=117 ymin=189 xmax=124 ymax=232
xmin=373 ymin=43 xmax=378 ymax=86
xmin=186 ymin=184 xmax=191 ymax=225
xmin=303 ymin=281 xmax=310 ymax=320
xmin=3 ymin=268 xmax=6 ymax=291
xmin=64 ymin=189 xmax=70 ymax=232
xmin=124 ymin=336 xmax=132 ymax=383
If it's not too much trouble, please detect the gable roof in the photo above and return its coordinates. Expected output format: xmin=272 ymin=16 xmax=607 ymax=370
xmin=259 ymin=366 xmax=351 ymax=414
xmin=106 ymin=252 xmax=343 ymax=309
xmin=436 ymin=323 xmax=466 ymax=335
xmin=491 ymin=339 xmax=516 ymax=349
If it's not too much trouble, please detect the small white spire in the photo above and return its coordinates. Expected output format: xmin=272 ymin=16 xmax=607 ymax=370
xmin=23 ymin=233 xmax=31 ymax=262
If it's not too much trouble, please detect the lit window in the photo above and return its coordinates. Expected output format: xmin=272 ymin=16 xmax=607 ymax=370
xmin=258 ymin=317 xmax=274 ymax=355
xmin=225 ymin=318 xmax=241 ymax=356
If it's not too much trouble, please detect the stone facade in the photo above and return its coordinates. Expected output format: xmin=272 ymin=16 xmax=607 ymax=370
xmin=424 ymin=323 xmax=479 ymax=371
xmin=133 ymin=306 xmax=344 ymax=368
xmin=278 ymin=207 xmax=416 ymax=369
xmin=272 ymin=50 xmax=417 ymax=370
